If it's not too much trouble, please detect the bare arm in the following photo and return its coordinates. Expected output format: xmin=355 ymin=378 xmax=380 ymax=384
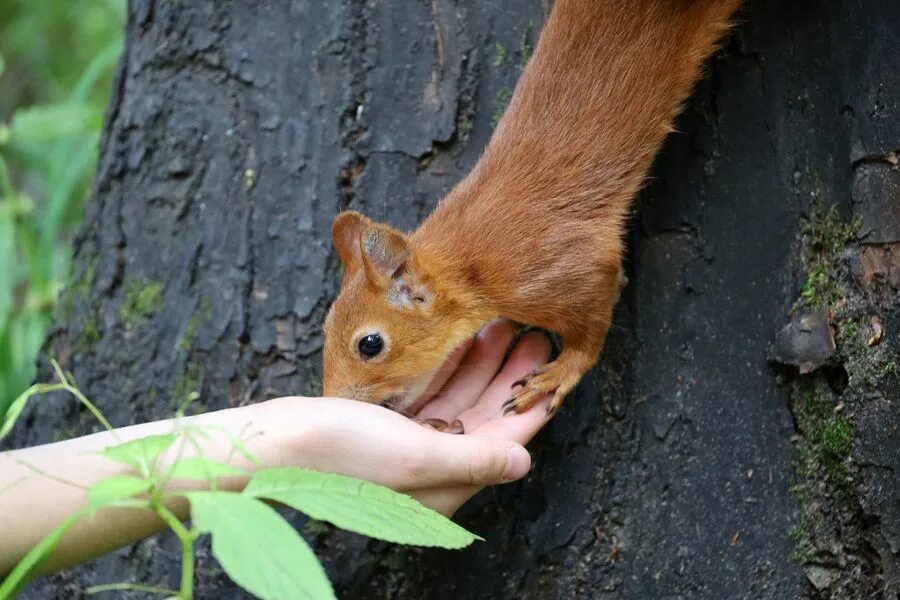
xmin=0 ymin=405 xmax=271 ymax=577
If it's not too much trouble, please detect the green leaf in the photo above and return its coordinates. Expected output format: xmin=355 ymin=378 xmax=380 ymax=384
xmin=101 ymin=434 xmax=176 ymax=471
xmin=0 ymin=383 xmax=64 ymax=441
xmin=42 ymin=133 xmax=99 ymax=247
xmin=87 ymin=475 xmax=151 ymax=509
xmin=244 ymin=468 xmax=480 ymax=549
xmin=0 ymin=385 xmax=35 ymax=441
xmin=0 ymin=511 xmax=83 ymax=598
xmin=9 ymin=104 xmax=101 ymax=147
xmin=187 ymin=492 xmax=335 ymax=600
xmin=70 ymin=40 xmax=123 ymax=104
xmin=168 ymin=457 xmax=245 ymax=480
xmin=0 ymin=204 xmax=15 ymax=326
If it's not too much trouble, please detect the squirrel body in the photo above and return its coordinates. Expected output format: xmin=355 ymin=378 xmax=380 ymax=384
xmin=323 ymin=0 xmax=741 ymax=413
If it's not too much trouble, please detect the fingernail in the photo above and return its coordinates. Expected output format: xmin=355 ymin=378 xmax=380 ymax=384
xmin=446 ymin=419 xmax=464 ymax=434
xmin=502 ymin=445 xmax=531 ymax=482
xmin=419 ymin=418 xmax=449 ymax=430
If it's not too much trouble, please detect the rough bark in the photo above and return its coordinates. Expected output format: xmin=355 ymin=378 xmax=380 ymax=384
xmin=7 ymin=0 xmax=899 ymax=598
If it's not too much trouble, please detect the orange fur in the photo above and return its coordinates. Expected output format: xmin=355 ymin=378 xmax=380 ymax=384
xmin=323 ymin=0 xmax=741 ymax=413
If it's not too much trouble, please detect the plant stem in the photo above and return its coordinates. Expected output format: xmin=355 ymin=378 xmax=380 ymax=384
xmin=180 ymin=527 xmax=196 ymax=599
xmin=13 ymin=457 xmax=88 ymax=490
xmin=86 ymin=582 xmax=180 ymax=596
xmin=50 ymin=359 xmax=117 ymax=436
xmin=154 ymin=500 xmax=197 ymax=599
xmin=66 ymin=383 xmax=117 ymax=435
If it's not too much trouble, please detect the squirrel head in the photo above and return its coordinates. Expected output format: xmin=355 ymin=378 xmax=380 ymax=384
xmin=322 ymin=211 xmax=477 ymax=411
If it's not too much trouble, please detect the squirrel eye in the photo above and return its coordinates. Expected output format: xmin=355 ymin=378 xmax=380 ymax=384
xmin=357 ymin=333 xmax=384 ymax=359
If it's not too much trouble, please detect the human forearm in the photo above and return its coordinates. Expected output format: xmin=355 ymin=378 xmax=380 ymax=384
xmin=0 ymin=404 xmax=277 ymax=576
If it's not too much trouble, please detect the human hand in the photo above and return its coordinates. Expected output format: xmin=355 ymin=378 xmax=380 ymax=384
xmin=256 ymin=319 xmax=552 ymax=516
xmin=0 ymin=320 xmax=550 ymax=576
xmin=408 ymin=319 xmax=554 ymax=514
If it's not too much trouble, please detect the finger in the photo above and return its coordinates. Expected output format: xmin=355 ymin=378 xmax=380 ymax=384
xmin=410 ymin=397 xmax=550 ymax=517
xmin=416 ymin=319 xmax=516 ymax=421
xmin=456 ymin=332 xmax=552 ymax=431
xmin=407 ymin=337 xmax=475 ymax=415
xmin=411 ymin=393 xmax=549 ymax=517
xmin=409 ymin=485 xmax=480 ymax=518
xmin=468 ymin=394 xmax=551 ymax=446
xmin=412 ymin=433 xmax=531 ymax=488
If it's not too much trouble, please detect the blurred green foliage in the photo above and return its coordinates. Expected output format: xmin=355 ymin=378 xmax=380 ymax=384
xmin=0 ymin=0 xmax=126 ymax=416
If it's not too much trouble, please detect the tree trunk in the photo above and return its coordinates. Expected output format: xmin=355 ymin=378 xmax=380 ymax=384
xmin=10 ymin=0 xmax=899 ymax=598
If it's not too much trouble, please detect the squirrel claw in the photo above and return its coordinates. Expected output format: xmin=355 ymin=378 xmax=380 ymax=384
xmin=503 ymin=381 xmax=546 ymax=415
xmin=503 ymin=361 xmax=579 ymax=416
xmin=545 ymin=393 xmax=564 ymax=417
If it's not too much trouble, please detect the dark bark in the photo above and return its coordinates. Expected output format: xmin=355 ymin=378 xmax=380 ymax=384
xmin=8 ymin=0 xmax=899 ymax=598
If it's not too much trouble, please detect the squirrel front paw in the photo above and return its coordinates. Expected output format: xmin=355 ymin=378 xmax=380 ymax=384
xmin=502 ymin=359 xmax=583 ymax=417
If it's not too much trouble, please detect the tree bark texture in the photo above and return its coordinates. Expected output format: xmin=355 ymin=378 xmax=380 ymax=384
xmin=9 ymin=0 xmax=899 ymax=598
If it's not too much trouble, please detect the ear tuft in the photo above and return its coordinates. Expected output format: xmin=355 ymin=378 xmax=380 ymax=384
xmin=332 ymin=211 xmax=371 ymax=269
xmin=361 ymin=225 xmax=410 ymax=281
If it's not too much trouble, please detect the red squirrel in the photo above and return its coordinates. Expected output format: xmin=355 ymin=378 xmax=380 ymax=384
xmin=323 ymin=0 xmax=741 ymax=415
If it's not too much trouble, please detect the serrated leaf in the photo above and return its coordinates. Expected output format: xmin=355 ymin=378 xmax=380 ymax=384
xmin=87 ymin=475 xmax=151 ymax=509
xmin=102 ymin=434 xmax=176 ymax=470
xmin=187 ymin=492 xmax=335 ymax=600
xmin=244 ymin=467 xmax=480 ymax=549
xmin=168 ymin=457 xmax=245 ymax=480
xmin=0 ymin=511 xmax=83 ymax=598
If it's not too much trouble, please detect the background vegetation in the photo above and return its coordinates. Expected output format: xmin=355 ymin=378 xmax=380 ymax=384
xmin=0 ymin=0 xmax=125 ymax=417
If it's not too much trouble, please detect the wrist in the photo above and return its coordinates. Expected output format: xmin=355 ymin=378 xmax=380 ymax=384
xmin=154 ymin=401 xmax=301 ymax=494
xmin=241 ymin=396 xmax=317 ymax=472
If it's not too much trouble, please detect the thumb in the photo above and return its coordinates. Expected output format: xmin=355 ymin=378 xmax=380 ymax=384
xmin=422 ymin=435 xmax=532 ymax=487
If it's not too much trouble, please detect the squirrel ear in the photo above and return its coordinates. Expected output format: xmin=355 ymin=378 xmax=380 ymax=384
xmin=332 ymin=211 xmax=371 ymax=270
xmin=360 ymin=224 xmax=411 ymax=284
